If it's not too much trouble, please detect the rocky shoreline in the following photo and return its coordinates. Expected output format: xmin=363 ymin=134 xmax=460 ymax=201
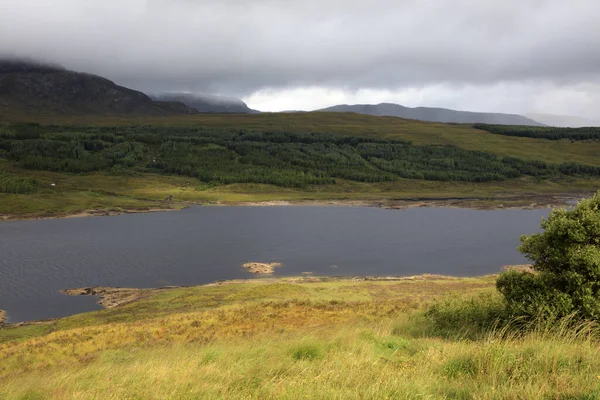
xmin=0 ymin=207 xmax=180 ymax=222
xmin=2 ymin=270 xmax=528 ymax=328
xmin=0 ymin=193 xmax=585 ymax=222
xmin=219 ymin=195 xmax=577 ymax=210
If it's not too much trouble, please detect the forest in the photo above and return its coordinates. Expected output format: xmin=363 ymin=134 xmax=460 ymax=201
xmin=474 ymin=124 xmax=600 ymax=140
xmin=2 ymin=123 xmax=600 ymax=189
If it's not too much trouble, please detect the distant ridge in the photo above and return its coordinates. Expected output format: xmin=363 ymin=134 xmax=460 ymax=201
xmin=0 ymin=59 xmax=198 ymax=117
xmin=151 ymin=93 xmax=260 ymax=114
xmin=526 ymin=113 xmax=600 ymax=128
xmin=318 ymin=103 xmax=544 ymax=126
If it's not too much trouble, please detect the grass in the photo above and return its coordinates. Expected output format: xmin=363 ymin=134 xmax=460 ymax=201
xmin=4 ymin=112 xmax=600 ymax=166
xmin=2 ymin=113 xmax=600 ymax=218
xmin=2 ymin=275 xmax=600 ymax=399
xmin=1 ymin=156 xmax=598 ymax=218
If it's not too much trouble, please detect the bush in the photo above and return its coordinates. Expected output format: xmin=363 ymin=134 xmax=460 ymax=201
xmin=497 ymin=191 xmax=600 ymax=322
xmin=424 ymin=292 xmax=507 ymax=339
xmin=291 ymin=344 xmax=322 ymax=360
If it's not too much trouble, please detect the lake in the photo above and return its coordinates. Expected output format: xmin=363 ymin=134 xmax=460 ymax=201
xmin=0 ymin=206 xmax=548 ymax=322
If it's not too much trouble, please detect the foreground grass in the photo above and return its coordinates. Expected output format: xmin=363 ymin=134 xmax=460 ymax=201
xmin=2 ymin=276 xmax=600 ymax=399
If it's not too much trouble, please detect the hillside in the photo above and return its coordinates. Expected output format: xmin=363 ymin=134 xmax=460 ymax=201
xmin=151 ymin=93 xmax=259 ymax=114
xmin=1 ymin=275 xmax=599 ymax=399
xmin=0 ymin=59 xmax=198 ymax=117
xmin=2 ymin=121 xmax=600 ymax=219
xmin=319 ymin=103 xmax=544 ymax=126
xmin=526 ymin=113 xmax=600 ymax=128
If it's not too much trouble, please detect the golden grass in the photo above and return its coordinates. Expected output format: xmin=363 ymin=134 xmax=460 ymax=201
xmin=2 ymin=276 xmax=600 ymax=399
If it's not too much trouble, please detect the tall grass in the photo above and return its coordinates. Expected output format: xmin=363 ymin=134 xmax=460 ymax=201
xmin=1 ymin=279 xmax=599 ymax=399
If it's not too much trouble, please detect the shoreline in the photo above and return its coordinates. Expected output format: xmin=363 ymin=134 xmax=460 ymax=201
xmin=0 ymin=193 xmax=584 ymax=221
xmin=4 ymin=273 xmax=504 ymax=327
xmin=214 ymin=194 xmax=579 ymax=210
xmin=0 ymin=206 xmax=182 ymax=222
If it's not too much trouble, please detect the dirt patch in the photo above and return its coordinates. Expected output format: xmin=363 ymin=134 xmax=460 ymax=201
xmin=61 ymin=287 xmax=159 ymax=309
xmin=243 ymin=262 xmax=282 ymax=274
xmin=0 ymin=207 xmax=181 ymax=221
xmin=213 ymin=194 xmax=584 ymax=211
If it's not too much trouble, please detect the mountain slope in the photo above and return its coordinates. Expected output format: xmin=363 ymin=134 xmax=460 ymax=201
xmin=319 ymin=103 xmax=544 ymax=126
xmin=151 ymin=93 xmax=259 ymax=114
xmin=0 ymin=60 xmax=197 ymax=117
xmin=526 ymin=113 xmax=600 ymax=128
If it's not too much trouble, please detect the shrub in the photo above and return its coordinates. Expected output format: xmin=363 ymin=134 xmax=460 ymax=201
xmin=424 ymin=292 xmax=507 ymax=339
xmin=497 ymin=191 xmax=600 ymax=322
xmin=291 ymin=344 xmax=322 ymax=361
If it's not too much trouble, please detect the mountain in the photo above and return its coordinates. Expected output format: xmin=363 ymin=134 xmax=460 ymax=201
xmin=151 ymin=93 xmax=259 ymax=114
xmin=318 ymin=103 xmax=544 ymax=126
xmin=526 ymin=113 xmax=600 ymax=128
xmin=0 ymin=59 xmax=198 ymax=117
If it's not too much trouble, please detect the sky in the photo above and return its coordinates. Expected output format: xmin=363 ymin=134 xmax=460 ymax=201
xmin=1 ymin=0 xmax=600 ymax=117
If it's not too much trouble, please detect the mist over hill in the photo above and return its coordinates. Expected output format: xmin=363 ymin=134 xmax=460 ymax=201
xmin=151 ymin=93 xmax=259 ymax=114
xmin=526 ymin=113 xmax=600 ymax=128
xmin=318 ymin=103 xmax=544 ymax=126
xmin=0 ymin=59 xmax=197 ymax=117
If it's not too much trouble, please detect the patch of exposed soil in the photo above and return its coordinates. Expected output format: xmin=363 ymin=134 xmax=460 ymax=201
xmin=217 ymin=194 xmax=584 ymax=211
xmin=1 ymin=207 xmax=179 ymax=221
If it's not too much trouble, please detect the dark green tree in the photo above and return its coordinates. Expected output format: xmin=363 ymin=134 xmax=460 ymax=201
xmin=497 ymin=192 xmax=600 ymax=321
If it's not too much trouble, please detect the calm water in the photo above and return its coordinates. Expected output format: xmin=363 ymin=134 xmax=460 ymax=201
xmin=0 ymin=206 xmax=548 ymax=322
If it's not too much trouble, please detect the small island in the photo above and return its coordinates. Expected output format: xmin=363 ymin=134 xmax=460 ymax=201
xmin=242 ymin=262 xmax=283 ymax=274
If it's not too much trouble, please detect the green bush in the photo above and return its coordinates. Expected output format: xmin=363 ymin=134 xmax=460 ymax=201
xmin=0 ymin=173 xmax=38 ymax=194
xmin=424 ymin=292 xmax=507 ymax=338
xmin=291 ymin=344 xmax=322 ymax=361
xmin=497 ymin=191 xmax=600 ymax=322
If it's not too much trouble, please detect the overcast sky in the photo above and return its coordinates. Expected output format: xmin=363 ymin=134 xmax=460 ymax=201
xmin=2 ymin=0 xmax=600 ymax=116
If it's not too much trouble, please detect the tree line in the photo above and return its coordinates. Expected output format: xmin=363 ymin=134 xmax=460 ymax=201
xmin=474 ymin=124 xmax=600 ymax=141
xmin=2 ymin=123 xmax=600 ymax=188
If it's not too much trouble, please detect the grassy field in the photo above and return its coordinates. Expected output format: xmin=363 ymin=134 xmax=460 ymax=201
xmin=2 ymin=113 xmax=600 ymax=218
xmin=4 ymin=112 xmax=600 ymax=166
xmin=2 ymin=275 xmax=600 ymax=399
xmin=2 ymin=157 xmax=598 ymax=218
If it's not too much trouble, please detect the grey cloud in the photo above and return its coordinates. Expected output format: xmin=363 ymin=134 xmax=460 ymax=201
xmin=1 ymin=0 xmax=600 ymax=99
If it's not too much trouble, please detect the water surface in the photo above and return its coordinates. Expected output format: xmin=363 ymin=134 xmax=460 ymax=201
xmin=0 ymin=206 xmax=547 ymax=322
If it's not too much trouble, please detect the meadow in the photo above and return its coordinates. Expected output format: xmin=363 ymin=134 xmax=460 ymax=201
xmin=1 ymin=276 xmax=599 ymax=399
xmin=2 ymin=114 xmax=600 ymax=218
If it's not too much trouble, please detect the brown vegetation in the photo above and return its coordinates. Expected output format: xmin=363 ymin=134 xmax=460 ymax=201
xmin=242 ymin=262 xmax=283 ymax=274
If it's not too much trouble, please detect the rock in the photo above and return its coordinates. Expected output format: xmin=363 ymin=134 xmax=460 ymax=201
xmin=242 ymin=262 xmax=282 ymax=274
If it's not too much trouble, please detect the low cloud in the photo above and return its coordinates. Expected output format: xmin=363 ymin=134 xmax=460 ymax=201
xmin=1 ymin=0 xmax=599 ymax=116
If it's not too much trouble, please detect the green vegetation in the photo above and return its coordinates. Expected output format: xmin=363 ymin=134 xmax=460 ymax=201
xmin=475 ymin=123 xmax=600 ymax=141
xmin=6 ymin=112 xmax=600 ymax=165
xmin=2 ymin=276 xmax=600 ymax=399
xmin=3 ymin=114 xmax=600 ymax=218
xmin=5 ymin=123 xmax=600 ymax=187
xmin=0 ymin=172 xmax=37 ymax=194
xmin=498 ymin=192 xmax=600 ymax=322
